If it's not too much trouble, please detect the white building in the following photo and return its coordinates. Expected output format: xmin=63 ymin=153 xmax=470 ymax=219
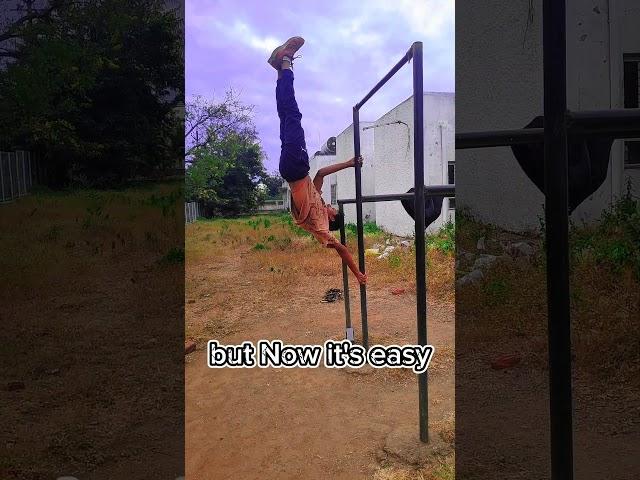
xmin=336 ymin=93 xmax=455 ymax=235
xmin=281 ymin=92 xmax=455 ymax=237
xmin=457 ymin=0 xmax=640 ymax=231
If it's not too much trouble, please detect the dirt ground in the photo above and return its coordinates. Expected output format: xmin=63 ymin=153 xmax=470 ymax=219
xmin=185 ymin=218 xmax=455 ymax=480
xmin=0 ymin=185 xmax=184 ymax=479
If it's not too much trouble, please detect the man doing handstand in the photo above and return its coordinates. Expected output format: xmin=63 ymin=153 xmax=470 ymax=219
xmin=268 ymin=36 xmax=367 ymax=285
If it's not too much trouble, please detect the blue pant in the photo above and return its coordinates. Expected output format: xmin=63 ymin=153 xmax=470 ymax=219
xmin=277 ymin=69 xmax=309 ymax=182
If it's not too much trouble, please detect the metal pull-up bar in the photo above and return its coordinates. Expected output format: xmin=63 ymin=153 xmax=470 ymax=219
xmin=338 ymin=41 xmax=455 ymax=444
xmin=456 ymin=109 xmax=640 ymax=150
xmin=454 ymin=1 xmax=640 ymax=478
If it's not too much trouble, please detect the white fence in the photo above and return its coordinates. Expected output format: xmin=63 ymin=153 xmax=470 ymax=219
xmin=1 ymin=151 xmax=33 ymax=203
xmin=185 ymin=201 xmax=202 ymax=224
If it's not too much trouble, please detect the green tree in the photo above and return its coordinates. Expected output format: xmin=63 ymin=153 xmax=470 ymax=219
xmin=262 ymin=173 xmax=284 ymax=199
xmin=0 ymin=0 xmax=183 ymax=186
xmin=185 ymin=92 xmax=268 ymax=216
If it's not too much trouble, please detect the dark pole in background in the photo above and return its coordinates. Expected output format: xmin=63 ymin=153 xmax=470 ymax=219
xmin=339 ymin=203 xmax=353 ymax=342
xmin=352 ymin=107 xmax=368 ymax=349
xmin=543 ymin=1 xmax=574 ymax=479
xmin=412 ymin=41 xmax=429 ymax=443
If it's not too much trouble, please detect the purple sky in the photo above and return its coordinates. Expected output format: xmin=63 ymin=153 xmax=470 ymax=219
xmin=186 ymin=0 xmax=454 ymax=174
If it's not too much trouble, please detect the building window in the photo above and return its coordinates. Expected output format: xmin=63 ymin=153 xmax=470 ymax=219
xmin=447 ymin=161 xmax=455 ymax=209
xmin=330 ymin=184 xmax=337 ymax=205
xmin=623 ymin=54 xmax=640 ymax=166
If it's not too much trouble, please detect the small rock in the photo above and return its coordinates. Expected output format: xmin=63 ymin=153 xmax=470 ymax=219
xmin=378 ymin=246 xmax=396 ymax=260
xmin=399 ymin=240 xmax=411 ymax=249
xmin=461 ymin=251 xmax=475 ymax=262
xmin=457 ymin=269 xmax=484 ymax=287
xmin=477 ymin=236 xmax=486 ymax=251
xmin=365 ymin=248 xmax=380 ymax=256
xmin=185 ymin=340 xmax=197 ymax=355
xmin=391 ymin=287 xmax=406 ymax=295
xmin=473 ymin=254 xmax=497 ymax=270
xmin=509 ymin=241 xmax=534 ymax=257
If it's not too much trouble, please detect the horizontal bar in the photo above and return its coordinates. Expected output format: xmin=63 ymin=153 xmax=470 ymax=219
xmin=338 ymin=185 xmax=455 ymax=205
xmin=457 ymin=108 xmax=640 ymax=150
xmin=568 ymin=108 xmax=640 ymax=137
xmin=456 ymin=129 xmax=544 ymax=149
xmin=355 ymin=47 xmax=412 ymax=110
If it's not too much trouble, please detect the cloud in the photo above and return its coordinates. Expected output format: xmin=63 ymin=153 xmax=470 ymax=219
xmin=186 ymin=0 xmax=454 ymax=173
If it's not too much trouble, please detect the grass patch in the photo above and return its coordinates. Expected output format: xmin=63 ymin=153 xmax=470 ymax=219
xmin=457 ymin=192 xmax=640 ymax=380
xmin=345 ymin=221 xmax=384 ymax=236
xmin=427 ymin=222 xmax=455 ymax=255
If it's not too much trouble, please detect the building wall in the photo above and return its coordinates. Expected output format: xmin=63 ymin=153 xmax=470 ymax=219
xmin=308 ymin=153 xmax=338 ymax=206
xmin=621 ymin=0 xmax=640 ymax=196
xmin=335 ymin=121 xmax=377 ymax=223
xmin=333 ymin=94 xmax=454 ymax=236
xmin=373 ymin=93 xmax=455 ymax=236
xmin=457 ymin=0 xmax=633 ymax=231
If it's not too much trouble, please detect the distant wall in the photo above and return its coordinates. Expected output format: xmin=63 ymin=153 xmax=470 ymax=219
xmin=457 ymin=0 xmax=635 ymax=231
xmin=373 ymin=93 xmax=455 ymax=236
xmin=335 ymin=122 xmax=377 ymax=223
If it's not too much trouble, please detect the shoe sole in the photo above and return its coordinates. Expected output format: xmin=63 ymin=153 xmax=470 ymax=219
xmin=268 ymin=36 xmax=305 ymax=69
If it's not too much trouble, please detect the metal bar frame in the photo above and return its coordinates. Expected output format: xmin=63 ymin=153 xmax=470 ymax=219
xmin=338 ymin=186 xmax=456 ymax=205
xmin=451 ymin=1 xmax=640 ymax=477
xmin=543 ymin=2 xmax=573 ymax=478
xmin=456 ymin=109 xmax=640 ymax=149
xmin=338 ymin=203 xmax=353 ymax=342
xmin=346 ymin=41 xmax=434 ymax=443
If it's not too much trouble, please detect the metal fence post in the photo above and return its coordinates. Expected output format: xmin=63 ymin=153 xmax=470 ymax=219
xmin=338 ymin=203 xmax=353 ymax=341
xmin=8 ymin=152 xmax=14 ymax=200
xmin=543 ymin=1 xmax=574 ymax=479
xmin=352 ymin=107 xmax=368 ymax=349
xmin=0 ymin=153 xmax=5 ymax=202
xmin=412 ymin=41 xmax=429 ymax=443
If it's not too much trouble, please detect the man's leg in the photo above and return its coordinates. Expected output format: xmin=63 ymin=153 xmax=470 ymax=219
xmin=277 ymin=60 xmax=309 ymax=182
xmin=276 ymin=65 xmax=307 ymax=152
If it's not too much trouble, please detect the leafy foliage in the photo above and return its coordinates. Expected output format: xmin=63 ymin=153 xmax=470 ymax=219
xmin=0 ymin=0 xmax=183 ymax=186
xmin=185 ymin=94 xmax=271 ymax=217
xmin=571 ymin=182 xmax=640 ymax=277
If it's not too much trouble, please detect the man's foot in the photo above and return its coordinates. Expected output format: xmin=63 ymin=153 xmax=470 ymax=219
xmin=267 ymin=36 xmax=305 ymax=70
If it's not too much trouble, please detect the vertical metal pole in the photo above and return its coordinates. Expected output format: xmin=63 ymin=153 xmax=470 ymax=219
xmin=27 ymin=152 xmax=32 ymax=190
xmin=543 ymin=2 xmax=574 ymax=479
xmin=21 ymin=152 xmax=27 ymax=196
xmin=8 ymin=152 xmax=14 ymax=200
xmin=353 ymin=107 xmax=368 ymax=349
xmin=339 ymin=203 xmax=353 ymax=341
xmin=412 ymin=42 xmax=429 ymax=443
xmin=1 ymin=153 xmax=5 ymax=202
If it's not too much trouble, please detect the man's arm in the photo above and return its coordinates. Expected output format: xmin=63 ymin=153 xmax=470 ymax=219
xmin=313 ymin=156 xmax=363 ymax=192
xmin=327 ymin=241 xmax=367 ymax=285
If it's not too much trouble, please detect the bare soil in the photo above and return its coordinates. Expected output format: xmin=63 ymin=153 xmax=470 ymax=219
xmin=185 ymin=234 xmax=455 ymax=479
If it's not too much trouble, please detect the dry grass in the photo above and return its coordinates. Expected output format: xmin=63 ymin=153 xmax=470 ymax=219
xmin=185 ymin=213 xmax=454 ymax=329
xmin=0 ymin=182 xmax=184 ymax=477
xmin=456 ymin=212 xmax=640 ymax=382
xmin=373 ymin=456 xmax=455 ymax=480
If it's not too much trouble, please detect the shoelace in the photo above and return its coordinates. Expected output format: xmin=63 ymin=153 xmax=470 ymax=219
xmin=289 ymin=54 xmax=302 ymax=69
